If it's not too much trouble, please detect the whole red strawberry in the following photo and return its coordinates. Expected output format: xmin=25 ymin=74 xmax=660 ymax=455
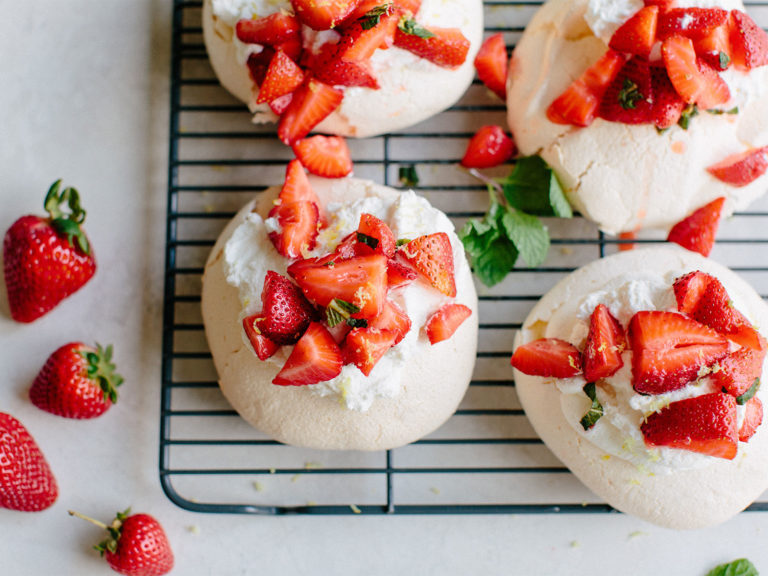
xmin=70 ymin=508 xmax=174 ymax=576
xmin=3 ymin=180 xmax=96 ymax=322
xmin=0 ymin=412 xmax=58 ymax=512
xmin=30 ymin=342 xmax=123 ymax=419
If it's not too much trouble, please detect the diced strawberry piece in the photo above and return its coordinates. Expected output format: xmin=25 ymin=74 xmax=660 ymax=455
xmin=357 ymin=213 xmax=396 ymax=258
xmin=242 ymin=313 xmax=281 ymax=360
xmin=333 ymin=232 xmax=371 ymax=260
xmin=270 ymin=92 xmax=294 ymax=115
xmin=279 ymin=159 xmax=321 ymax=205
xmin=649 ymin=64 xmax=686 ymax=128
xmin=729 ymin=10 xmax=768 ymax=71
xmin=691 ymin=275 xmax=754 ymax=338
xmin=349 ymin=0 xmax=422 ymax=21
xmin=255 ymin=271 xmax=316 ymax=345
xmin=339 ymin=10 xmax=399 ymax=62
xmin=247 ymin=47 xmax=276 ymax=86
xmin=289 ymin=253 xmax=388 ymax=319
xmin=739 ymin=396 xmax=763 ymax=442
xmin=278 ymin=78 xmax=344 ymax=146
xmin=256 ymin=49 xmax=305 ymax=105
xmin=369 ymin=299 xmax=412 ymax=344
xmin=293 ymin=135 xmax=353 ymax=178
xmin=394 ymin=26 xmax=470 ymax=69
xmin=609 ymin=5 xmax=659 ymax=58
xmin=342 ymin=327 xmax=398 ymax=376
xmin=693 ymin=24 xmax=732 ymax=69
xmin=662 ymin=36 xmax=707 ymax=103
xmin=460 ymin=125 xmax=516 ymax=169
xmin=236 ymin=13 xmax=302 ymax=45
xmin=474 ymin=33 xmax=508 ymax=100
xmin=583 ymin=304 xmax=626 ymax=382
xmin=644 ymin=0 xmax=676 ymax=9
xmin=641 ymin=392 xmax=738 ymax=459
xmin=291 ymin=0 xmax=362 ymax=30
xmin=278 ymin=38 xmax=304 ymax=62
xmin=386 ymin=256 xmax=417 ymax=289
xmin=511 ymin=338 xmax=583 ymax=378
xmin=673 ymin=270 xmax=714 ymax=315
xmin=712 ymin=346 xmax=766 ymax=398
xmin=313 ymin=55 xmax=380 ymax=89
xmin=268 ymin=200 xmax=320 ymax=259
xmin=729 ymin=325 xmax=767 ymax=352
xmin=695 ymin=59 xmax=731 ymax=110
xmin=400 ymin=233 xmax=456 ymax=297
xmin=667 ymin=197 xmax=725 ymax=257
xmin=658 ymin=7 xmax=729 ymax=40
xmin=546 ymin=50 xmax=626 ymax=126
xmin=273 ymin=322 xmax=343 ymax=386
xmin=425 ymin=303 xmax=472 ymax=345
xmin=628 ymin=310 xmax=729 ymax=394
xmin=707 ymin=146 xmax=768 ymax=188
xmin=599 ymin=56 xmax=654 ymax=125
xmin=326 ymin=319 xmax=352 ymax=344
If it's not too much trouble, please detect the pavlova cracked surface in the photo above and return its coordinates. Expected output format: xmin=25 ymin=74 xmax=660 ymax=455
xmin=507 ymin=0 xmax=768 ymax=235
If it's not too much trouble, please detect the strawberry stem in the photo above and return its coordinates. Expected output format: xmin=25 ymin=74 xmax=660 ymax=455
xmin=68 ymin=510 xmax=110 ymax=530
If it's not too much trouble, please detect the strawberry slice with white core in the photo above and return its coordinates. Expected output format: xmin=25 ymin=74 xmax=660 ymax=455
xmin=267 ymin=200 xmax=320 ymax=259
xmin=400 ymin=233 xmax=456 ymax=297
xmin=393 ymin=26 xmax=470 ymax=69
xmin=707 ymin=146 xmax=768 ymax=188
xmin=242 ymin=313 xmax=280 ymax=360
xmin=628 ymin=310 xmax=729 ymax=395
xmin=270 ymin=93 xmax=294 ymax=116
xmin=511 ymin=338 xmax=582 ymax=378
xmin=729 ymin=10 xmax=768 ymax=71
xmin=290 ymin=0 xmax=362 ymax=31
xmin=657 ymin=7 xmax=729 ymax=40
xmin=712 ymin=346 xmax=766 ymax=398
xmin=273 ymin=322 xmax=343 ymax=386
xmin=739 ymin=396 xmax=763 ymax=442
xmin=278 ymin=78 xmax=344 ymax=146
xmin=608 ymin=5 xmax=659 ymax=58
xmin=425 ymin=303 xmax=472 ymax=345
xmin=236 ymin=13 xmax=302 ymax=45
xmin=582 ymin=304 xmax=626 ymax=382
xmin=474 ymin=33 xmax=509 ymax=100
xmin=357 ymin=213 xmax=396 ymax=258
xmin=641 ymin=392 xmax=738 ymax=459
xmin=256 ymin=271 xmax=316 ymax=345
xmin=292 ymin=135 xmax=353 ymax=179
xmin=369 ymin=299 xmax=412 ymax=344
xmin=673 ymin=270 xmax=714 ymax=315
xmin=460 ymin=125 xmax=516 ymax=169
xmin=342 ymin=327 xmax=398 ymax=376
xmin=256 ymin=49 xmax=305 ymax=105
xmin=667 ymin=196 xmax=725 ymax=257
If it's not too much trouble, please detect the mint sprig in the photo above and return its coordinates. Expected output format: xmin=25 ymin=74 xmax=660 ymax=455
xmin=359 ymin=3 xmax=392 ymax=30
xmin=706 ymin=558 xmax=758 ymax=576
xmin=459 ymin=156 xmax=571 ymax=287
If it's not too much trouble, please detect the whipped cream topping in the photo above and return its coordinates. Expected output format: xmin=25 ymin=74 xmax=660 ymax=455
xmin=224 ymin=189 xmax=464 ymax=412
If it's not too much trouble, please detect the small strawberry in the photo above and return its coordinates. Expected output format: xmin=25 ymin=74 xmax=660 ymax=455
xmin=273 ymin=322 xmax=343 ymax=385
xmin=728 ymin=10 xmax=768 ymax=71
xmin=712 ymin=346 xmax=766 ymax=398
xmin=474 ymin=33 xmax=509 ymax=100
xmin=400 ymin=233 xmax=456 ymax=297
xmin=425 ymin=303 xmax=472 ymax=345
xmin=278 ymin=78 xmax=344 ymax=146
xmin=739 ymin=396 xmax=763 ymax=442
xmin=608 ymin=5 xmax=659 ymax=58
xmin=4 ymin=180 xmax=96 ymax=323
xmin=69 ymin=508 xmax=174 ymax=576
xmin=256 ymin=271 xmax=316 ymax=345
xmin=641 ymin=392 xmax=738 ymax=459
xmin=236 ymin=13 xmax=302 ymax=45
xmin=666 ymin=196 xmax=725 ymax=257
xmin=657 ymin=7 xmax=729 ymax=40
xmin=672 ymin=270 xmax=714 ymax=315
xmin=291 ymin=0 xmax=362 ymax=30
xmin=393 ymin=25 xmax=470 ymax=69
xmin=460 ymin=125 xmax=516 ymax=169
xmin=342 ymin=327 xmax=398 ymax=375
xmin=510 ymin=338 xmax=583 ymax=378
xmin=255 ymin=48 xmax=305 ymax=105
xmin=707 ymin=146 xmax=768 ymax=188
xmin=242 ymin=313 xmax=281 ymax=360
xmin=582 ymin=304 xmax=626 ymax=382
xmin=368 ymin=299 xmax=411 ymax=344
xmin=30 ymin=342 xmax=123 ymax=419
xmin=357 ymin=213 xmax=396 ymax=258
xmin=0 ymin=413 xmax=58 ymax=512
xmin=292 ymin=135 xmax=353 ymax=178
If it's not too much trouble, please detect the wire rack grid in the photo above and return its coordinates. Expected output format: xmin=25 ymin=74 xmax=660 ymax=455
xmin=160 ymin=0 xmax=768 ymax=515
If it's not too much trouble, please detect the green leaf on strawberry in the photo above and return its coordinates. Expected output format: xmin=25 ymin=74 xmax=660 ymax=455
xmin=397 ymin=17 xmax=434 ymax=39
xmin=706 ymin=558 xmax=758 ymax=576
xmin=580 ymin=382 xmax=604 ymax=431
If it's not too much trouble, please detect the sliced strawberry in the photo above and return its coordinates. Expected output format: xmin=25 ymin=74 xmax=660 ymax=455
xmin=369 ymin=299 xmax=411 ymax=344
xmin=599 ymin=56 xmax=654 ymax=125
xmin=583 ymin=304 xmax=626 ymax=382
xmin=425 ymin=303 xmax=472 ymax=345
xmin=292 ymin=135 xmax=353 ymax=178
xmin=242 ymin=313 xmax=281 ymax=360
xmin=691 ymin=275 xmax=754 ymax=338
xmin=739 ymin=396 xmax=763 ymax=442
xmin=657 ymin=7 xmax=729 ymax=40
xmin=279 ymin=159 xmax=321 ymax=205
xmin=386 ymin=256 xmax=417 ymax=289
xmin=649 ymin=64 xmax=686 ymax=128
xmin=357 ymin=213 xmax=396 ymax=258
xmin=695 ymin=59 xmax=731 ymax=109
xmin=511 ymin=338 xmax=583 ymax=378
xmin=729 ymin=325 xmax=767 ymax=352
xmin=667 ymin=197 xmax=725 ymax=257
xmin=662 ymin=36 xmax=707 ymax=104
xmin=255 ymin=271 xmax=316 ymax=345
xmin=628 ymin=310 xmax=729 ymax=394
xmin=673 ymin=270 xmax=714 ymax=315
xmin=313 ymin=54 xmax=380 ymax=89
xmin=236 ymin=13 xmax=302 ymax=45
xmin=256 ymin=49 xmax=305 ymax=105
xmin=289 ymin=253 xmax=388 ymax=319
xmin=326 ymin=319 xmax=352 ymax=344
xmin=460 ymin=125 xmax=516 ymax=169
xmin=707 ymin=146 xmax=768 ymax=188
xmin=290 ymin=0 xmax=362 ymax=30
xmin=278 ymin=38 xmax=304 ymax=62
xmin=268 ymin=200 xmax=320 ymax=259
xmin=278 ymin=78 xmax=344 ymax=146
xmin=273 ymin=322 xmax=343 ymax=386
xmin=393 ymin=26 xmax=470 ymax=69
xmin=474 ymin=33 xmax=508 ymax=100
xmin=339 ymin=10 xmax=399 ymax=62
xmin=729 ymin=10 xmax=768 ymax=71
xmin=342 ymin=327 xmax=398 ymax=376
xmin=247 ymin=47 xmax=276 ymax=86
xmin=712 ymin=346 xmax=766 ymax=398
xmin=608 ymin=5 xmax=659 ymax=58
xmin=400 ymin=233 xmax=456 ymax=297
xmin=694 ymin=24 xmax=732 ymax=70
xmin=641 ymin=392 xmax=738 ymax=459
xmin=270 ymin=92 xmax=294 ymax=115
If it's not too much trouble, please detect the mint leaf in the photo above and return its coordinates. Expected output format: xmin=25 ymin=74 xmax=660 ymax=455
xmin=706 ymin=558 xmax=759 ymax=576
xmin=398 ymin=164 xmax=419 ymax=187
xmin=359 ymin=4 xmax=392 ymax=30
xmin=501 ymin=210 xmax=549 ymax=268
xmin=470 ymin=235 xmax=519 ymax=287
xmin=398 ymin=17 xmax=434 ymax=38
xmin=580 ymin=382 xmax=604 ymax=431
xmin=326 ymin=299 xmax=360 ymax=328
xmin=502 ymin=156 xmax=572 ymax=217
xmin=736 ymin=378 xmax=761 ymax=405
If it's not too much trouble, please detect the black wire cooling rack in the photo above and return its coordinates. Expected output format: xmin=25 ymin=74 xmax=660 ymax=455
xmin=160 ymin=0 xmax=768 ymax=515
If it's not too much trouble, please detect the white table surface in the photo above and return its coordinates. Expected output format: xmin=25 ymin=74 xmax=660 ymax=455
xmin=2 ymin=1 xmax=768 ymax=574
